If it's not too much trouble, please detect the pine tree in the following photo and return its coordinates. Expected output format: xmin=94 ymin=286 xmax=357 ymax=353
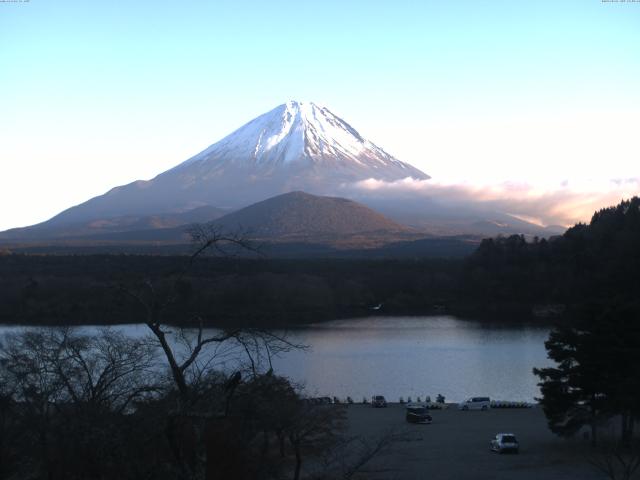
xmin=535 ymin=302 xmax=640 ymax=445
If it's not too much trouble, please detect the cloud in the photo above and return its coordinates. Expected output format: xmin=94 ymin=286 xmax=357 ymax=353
xmin=341 ymin=177 xmax=640 ymax=227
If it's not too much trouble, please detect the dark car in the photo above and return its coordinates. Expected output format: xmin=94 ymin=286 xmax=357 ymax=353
xmin=371 ymin=395 xmax=388 ymax=408
xmin=405 ymin=404 xmax=433 ymax=424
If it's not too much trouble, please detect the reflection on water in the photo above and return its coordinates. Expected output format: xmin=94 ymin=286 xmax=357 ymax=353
xmin=272 ymin=316 xmax=551 ymax=402
xmin=0 ymin=316 xmax=551 ymax=402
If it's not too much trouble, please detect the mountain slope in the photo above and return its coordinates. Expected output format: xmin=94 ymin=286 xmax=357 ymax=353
xmin=0 ymin=192 xmax=413 ymax=248
xmin=212 ymin=191 xmax=410 ymax=238
xmin=0 ymin=100 xmax=559 ymax=244
xmin=31 ymin=101 xmax=428 ymax=230
xmin=0 ymin=206 xmax=227 ymax=240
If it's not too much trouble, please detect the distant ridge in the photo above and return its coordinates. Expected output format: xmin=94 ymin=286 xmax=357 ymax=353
xmin=0 ymin=205 xmax=227 ymax=241
xmin=0 ymin=192 xmax=415 ymax=249
xmin=212 ymin=191 xmax=410 ymax=239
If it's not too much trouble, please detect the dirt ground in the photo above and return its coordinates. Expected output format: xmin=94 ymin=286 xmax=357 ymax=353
xmin=345 ymin=404 xmax=604 ymax=480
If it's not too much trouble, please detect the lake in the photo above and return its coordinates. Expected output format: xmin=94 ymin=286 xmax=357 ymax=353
xmin=0 ymin=316 xmax=552 ymax=403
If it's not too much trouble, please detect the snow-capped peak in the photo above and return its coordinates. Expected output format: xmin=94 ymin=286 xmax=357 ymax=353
xmin=175 ymin=101 xmax=429 ymax=180
xmin=21 ymin=101 xmax=429 ymax=227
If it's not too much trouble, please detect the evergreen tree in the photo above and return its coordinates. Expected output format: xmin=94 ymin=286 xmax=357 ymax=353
xmin=535 ymin=302 xmax=640 ymax=445
xmin=597 ymin=303 xmax=640 ymax=445
xmin=534 ymin=306 xmax=607 ymax=444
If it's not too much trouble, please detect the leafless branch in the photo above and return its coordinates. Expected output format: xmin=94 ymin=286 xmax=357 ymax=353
xmin=589 ymin=440 xmax=640 ymax=480
xmin=186 ymin=223 xmax=263 ymax=265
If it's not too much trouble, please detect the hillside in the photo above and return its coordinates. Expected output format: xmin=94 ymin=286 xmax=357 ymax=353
xmin=10 ymin=101 xmax=428 ymax=233
xmin=0 ymin=205 xmax=227 ymax=241
xmin=212 ymin=191 xmax=411 ymax=239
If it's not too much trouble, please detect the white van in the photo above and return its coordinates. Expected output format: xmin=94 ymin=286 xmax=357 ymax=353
xmin=458 ymin=396 xmax=490 ymax=410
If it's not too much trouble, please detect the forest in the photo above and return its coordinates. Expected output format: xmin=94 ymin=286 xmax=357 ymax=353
xmin=1 ymin=198 xmax=639 ymax=328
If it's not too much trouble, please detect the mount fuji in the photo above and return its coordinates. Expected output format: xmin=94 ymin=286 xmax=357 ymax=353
xmin=1 ymin=101 xmax=558 ymax=246
xmin=23 ymin=101 xmax=427 ymax=232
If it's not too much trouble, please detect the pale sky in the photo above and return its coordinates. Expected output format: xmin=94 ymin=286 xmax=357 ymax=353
xmin=1 ymin=0 xmax=639 ymax=231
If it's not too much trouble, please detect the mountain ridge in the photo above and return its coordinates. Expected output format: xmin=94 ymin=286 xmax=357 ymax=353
xmin=23 ymin=101 xmax=428 ymax=231
xmin=0 ymin=101 xmax=563 ymax=244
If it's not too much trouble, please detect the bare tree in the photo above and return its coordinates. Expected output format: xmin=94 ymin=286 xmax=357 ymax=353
xmin=0 ymin=328 xmax=160 ymax=479
xmin=119 ymin=225 xmax=303 ymax=403
xmin=0 ymin=343 xmax=19 ymax=480
xmin=118 ymin=225 xmax=306 ymax=480
xmin=56 ymin=328 xmax=159 ymax=412
xmin=2 ymin=328 xmax=158 ymax=409
xmin=0 ymin=329 xmax=69 ymax=477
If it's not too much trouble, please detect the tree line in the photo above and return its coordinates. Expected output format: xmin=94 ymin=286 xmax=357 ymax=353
xmin=523 ymin=198 xmax=640 ymax=478
xmin=0 ymin=255 xmax=466 ymax=327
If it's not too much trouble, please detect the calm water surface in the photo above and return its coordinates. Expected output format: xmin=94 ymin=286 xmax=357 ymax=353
xmin=0 ymin=316 xmax=552 ymax=402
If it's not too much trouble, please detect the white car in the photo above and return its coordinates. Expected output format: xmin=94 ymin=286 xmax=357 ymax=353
xmin=490 ymin=433 xmax=519 ymax=454
xmin=458 ymin=396 xmax=490 ymax=410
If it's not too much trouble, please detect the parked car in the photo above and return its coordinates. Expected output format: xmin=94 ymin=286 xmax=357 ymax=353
xmin=371 ymin=395 xmax=387 ymax=408
xmin=490 ymin=433 xmax=519 ymax=453
xmin=458 ymin=396 xmax=490 ymax=410
xmin=405 ymin=404 xmax=433 ymax=424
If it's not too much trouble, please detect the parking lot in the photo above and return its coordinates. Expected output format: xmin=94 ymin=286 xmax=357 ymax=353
xmin=346 ymin=404 xmax=603 ymax=480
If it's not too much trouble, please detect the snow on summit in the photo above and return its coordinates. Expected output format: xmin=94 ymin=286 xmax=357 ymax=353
xmin=34 ymin=101 xmax=430 ymax=225
xmin=177 ymin=101 xmax=429 ymax=179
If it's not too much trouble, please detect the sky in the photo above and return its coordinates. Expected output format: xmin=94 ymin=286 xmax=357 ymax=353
xmin=1 ymin=0 xmax=639 ymax=230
